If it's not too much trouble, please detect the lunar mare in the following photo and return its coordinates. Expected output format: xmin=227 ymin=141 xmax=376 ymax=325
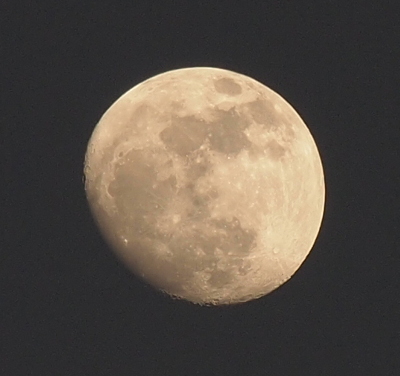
xmin=84 ymin=67 xmax=325 ymax=305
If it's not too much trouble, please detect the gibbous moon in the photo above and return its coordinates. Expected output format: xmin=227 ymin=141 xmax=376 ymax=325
xmin=84 ymin=67 xmax=325 ymax=305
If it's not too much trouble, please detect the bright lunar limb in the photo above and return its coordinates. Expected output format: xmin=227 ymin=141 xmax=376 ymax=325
xmin=84 ymin=67 xmax=325 ymax=305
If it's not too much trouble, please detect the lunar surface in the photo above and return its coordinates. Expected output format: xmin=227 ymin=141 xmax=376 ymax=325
xmin=84 ymin=67 xmax=325 ymax=305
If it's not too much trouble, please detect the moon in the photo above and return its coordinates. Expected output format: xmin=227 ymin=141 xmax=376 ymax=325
xmin=84 ymin=67 xmax=325 ymax=305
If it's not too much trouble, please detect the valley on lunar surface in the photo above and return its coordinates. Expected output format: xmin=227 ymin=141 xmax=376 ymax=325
xmin=84 ymin=68 xmax=324 ymax=305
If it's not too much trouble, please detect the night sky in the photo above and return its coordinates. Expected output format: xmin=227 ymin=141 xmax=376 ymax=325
xmin=2 ymin=2 xmax=399 ymax=375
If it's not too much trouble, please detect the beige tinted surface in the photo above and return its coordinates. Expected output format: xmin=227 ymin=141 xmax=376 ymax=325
xmin=84 ymin=67 xmax=325 ymax=305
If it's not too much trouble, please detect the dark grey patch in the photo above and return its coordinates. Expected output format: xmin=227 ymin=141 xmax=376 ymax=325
xmin=170 ymin=100 xmax=184 ymax=111
xmin=238 ymin=261 xmax=252 ymax=276
xmin=206 ymin=109 xmax=252 ymax=155
xmin=108 ymin=149 xmax=177 ymax=237
xmin=208 ymin=123 xmax=250 ymax=155
xmin=163 ymin=158 xmax=173 ymax=170
xmin=159 ymin=116 xmax=209 ymax=156
xmin=211 ymin=217 xmax=256 ymax=255
xmin=108 ymin=150 xmax=157 ymax=212
xmin=213 ymin=107 xmax=252 ymax=130
xmin=192 ymin=195 xmax=208 ymax=208
xmin=214 ymin=77 xmax=242 ymax=96
xmin=265 ymin=140 xmax=286 ymax=159
xmin=128 ymin=103 xmax=153 ymax=127
xmin=246 ymin=98 xmax=280 ymax=129
xmin=281 ymin=122 xmax=296 ymax=142
xmin=208 ymin=270 xmax=234 ymax=288
xmin=186 ymin=158 xmax=210 ymax=181
xmin=184 ymin=191 xmax=217 ymax=224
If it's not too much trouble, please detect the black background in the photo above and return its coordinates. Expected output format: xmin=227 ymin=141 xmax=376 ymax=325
xmin=2 ymin=2 xmax=399 ymax=375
